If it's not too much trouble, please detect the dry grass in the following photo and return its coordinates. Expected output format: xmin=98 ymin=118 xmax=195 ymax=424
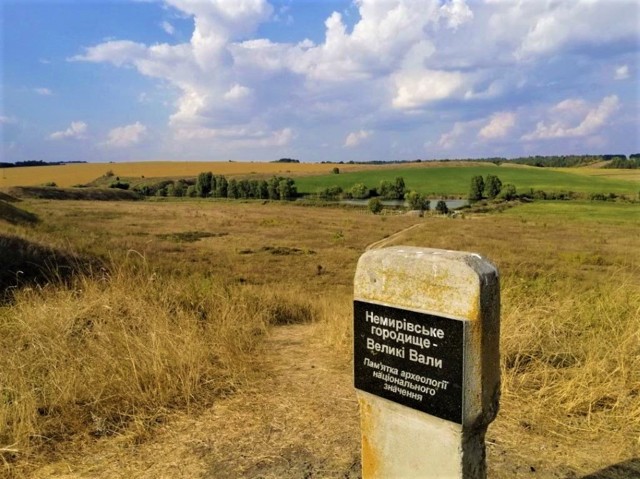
xmin=0 ymin=162 xmax=367 ymax=189
xmin=0 ymin=260 xmax=319 ymax=475
xmin=1 ymin=197 xmax=639 ymax=477
xmin=331 ymin=205 xmax=640 ymax=476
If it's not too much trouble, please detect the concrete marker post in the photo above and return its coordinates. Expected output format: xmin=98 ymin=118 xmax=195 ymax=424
xmin=354 ymin=246 xmax=500 ymax=478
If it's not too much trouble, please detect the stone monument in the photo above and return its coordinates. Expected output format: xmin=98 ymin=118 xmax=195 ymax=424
xmin=354 ymin=246 xmax=500 ymax=478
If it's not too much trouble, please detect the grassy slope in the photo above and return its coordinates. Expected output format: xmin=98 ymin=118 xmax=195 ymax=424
xmin=294 ymin=164 xmax=640 ymax=196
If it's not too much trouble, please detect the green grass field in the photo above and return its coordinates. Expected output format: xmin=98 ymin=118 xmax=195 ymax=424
xmin=294 ymin=165 xmax=640 ymax=197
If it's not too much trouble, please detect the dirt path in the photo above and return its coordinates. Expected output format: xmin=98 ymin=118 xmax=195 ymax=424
xmin=31 ymin=324 xmax=361 ymax=479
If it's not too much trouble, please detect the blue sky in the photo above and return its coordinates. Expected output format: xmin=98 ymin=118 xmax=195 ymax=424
xmin=1 ymin=0 xmax=639 ymax=163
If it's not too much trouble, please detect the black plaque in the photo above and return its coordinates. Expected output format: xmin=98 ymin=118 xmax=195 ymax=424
xmin=354 ymin=300 xmax=465 ymax=424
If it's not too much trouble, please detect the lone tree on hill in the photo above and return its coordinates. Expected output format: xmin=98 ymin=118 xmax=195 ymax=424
xmin=468 ymin=175 xmax=485 ymax=202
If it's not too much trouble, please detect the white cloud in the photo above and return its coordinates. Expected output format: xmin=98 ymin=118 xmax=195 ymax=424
xmin=614 ymin=64 xmax=629 ymax=80
xmin=68 ymin=0 xmax=638 ymax=159
xmin=34 ymin=87 xmax=53 ymax=96
xmin=344 ymin=129 xmax=372 ymax=147
xmin=522 ymin=95 xmax=620 ymax=141
xmin=439 ymin=0 xmax=473 ymax=30
xmin=508 ymin=2 xmax=639 ymax=59
xmin=478 ymin=112 xmax=516 ymax=140
xmin=223 ymin=84 xmax=252 ymax=101
xmin=393 ymin=69 xmax=465 ymax=109
xmin=104 ymin=122 xmax=147 ymax=148
xmin=161 ymin=21 xmax=176 ymax=35
xmin=49 ymin=121 xmax=88 ymax=140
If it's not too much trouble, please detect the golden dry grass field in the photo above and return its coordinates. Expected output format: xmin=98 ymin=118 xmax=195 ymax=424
xmin=0 ymin=162 xmax=367 ymax=189
xmin=1 ymin=197 xmax=639 ymax=478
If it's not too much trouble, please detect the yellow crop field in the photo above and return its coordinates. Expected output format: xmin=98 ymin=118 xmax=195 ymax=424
xmin=0 ymin=161 xmax=364 ymax=188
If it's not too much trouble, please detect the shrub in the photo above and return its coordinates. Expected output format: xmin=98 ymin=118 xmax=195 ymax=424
xmin=405 ymin=190 xmax=430 ymax=211
xmin=350 ymin=183 xmax=369 ymax=199
xmin=109 ymin=181 xmax=130 ymax=190
xmin=497 ymin=184 xmax=517 ymax=201
xmin=368 ymin=197 xmax=383 ymax=214
xmin=435 ymin=200 xmax=449 ymax=215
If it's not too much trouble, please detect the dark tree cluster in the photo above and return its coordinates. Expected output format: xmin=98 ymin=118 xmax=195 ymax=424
xmin=0 ymin=160 xmax=87 ymax=168
xmin=139 ymin=172 xmax=298 ymax=201
xmin=468 ymin=175 xmax=517 ymax=202
xmin=506 ymin=155 xmax=620 ymax=168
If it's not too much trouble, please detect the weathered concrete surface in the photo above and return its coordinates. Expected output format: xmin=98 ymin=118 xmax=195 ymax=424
xmin=354 ymin=246 xmax=500 ymax=479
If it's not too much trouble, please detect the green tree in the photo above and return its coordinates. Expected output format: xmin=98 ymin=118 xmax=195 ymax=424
xmin=173 ymin=180 xmax=186 ymax=197
xmin=484 ymin=174 xmax=503 ymax=199
xmin=215 ymin=176 xmax=228 ymax=198
xmin=259 ymin=180 xmax=269 ymax=199
xmin=278 ymin=178 xmax=297 ymax=200
xmin=267 ymin=176 xmax=281 ymax=200
xmin=378 ymin=180 xmax=394 ymax=199
xmin=368 ymin=197 xmax=383 ymax=214
xmin=196 ymin=172 xmax=213 ymax=198
xmin=435 ymin=200 xmax=449 ymax=215
xmin=227 ymin=179 xmax=239 ymax=199
xmin=469 ymin=175 xmax=485 ymax=202
xmin=394 ymin=177 xmax=406 ymax=199
xmin=405 ymin=191 xmax=430 ymax=211
xmin=497 ymin=184 xmax=517 ymax=201
xmin=332 ymin=167 xmax=340 ymax=174
xmin=237 ymin=179 xmax=250 ymax=199
xmin=186 ymin=185 xmax=197 ymax=197
xmin=350 ymin=183 xmax=369 ymax=199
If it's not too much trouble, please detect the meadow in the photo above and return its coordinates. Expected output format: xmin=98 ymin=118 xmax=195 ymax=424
xmin=0 ymin=188 xmax=639 ymax=477
xmin=294 ymin=164 xmax=640 ymax=197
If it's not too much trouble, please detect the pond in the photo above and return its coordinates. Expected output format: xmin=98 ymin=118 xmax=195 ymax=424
xmin=339 ymin=198 xmax=469 ymax=209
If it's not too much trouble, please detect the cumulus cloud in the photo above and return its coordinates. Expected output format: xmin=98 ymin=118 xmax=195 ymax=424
xmin=439 ymin=0 xmax=473 ymax=30
xmin=223 ymin=84 xmax=252 ymax=101
xmin=522 ymin=95 xmax=620 ymax=141
xmin=393 ymin=69 xmax=464 ymax=109
xmin=344 ymin=129 xmax=372 ymax=147
xmin=509 ymin=2 xmax=639 ymax=59
xmin=104 ymin=122 xmax=147 ymax=148
xmin=49 ymin=121 xmax=87 ymax=140
xmin=478 ymin=112 xmax=516 ymax=140
xmin=68 ymin=0 xmax=637 ymax=158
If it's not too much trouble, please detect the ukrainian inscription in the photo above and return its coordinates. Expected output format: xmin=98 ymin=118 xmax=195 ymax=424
xmin=354 ymin=300 xmax=465 ymax=424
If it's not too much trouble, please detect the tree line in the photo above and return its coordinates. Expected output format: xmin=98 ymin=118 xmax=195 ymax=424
xmin=133 ymin=172 xmax=298 ymax=200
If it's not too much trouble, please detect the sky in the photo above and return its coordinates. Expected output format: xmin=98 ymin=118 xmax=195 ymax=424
xmin=1 ymin=0 xmax=639 ymax=163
